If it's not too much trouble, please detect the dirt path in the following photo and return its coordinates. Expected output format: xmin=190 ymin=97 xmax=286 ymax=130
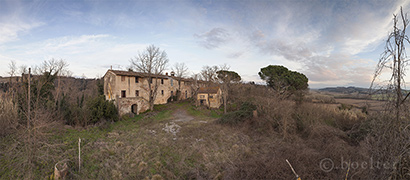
xmin=171 ymin=109 xmax=194 ymax=122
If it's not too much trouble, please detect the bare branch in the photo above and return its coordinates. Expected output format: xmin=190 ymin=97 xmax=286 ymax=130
xmin=130 ymin=45 xmax=169 ymax=110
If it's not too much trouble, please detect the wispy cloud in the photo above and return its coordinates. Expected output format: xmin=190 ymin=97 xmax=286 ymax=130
xmin=0 ymin=21 xmax=42 ymax=44
xmin=230 ymin=0 xmax=410 ymax=87
xmin=194 ymin=28 xmax=230 ymax=49
xmin=0 ymin=0 xmax=44 ymax=45
xmin=2 ymin=34 xmax=148 ymax=77
xmin=227 ymin=52 xmax=244 ymax=59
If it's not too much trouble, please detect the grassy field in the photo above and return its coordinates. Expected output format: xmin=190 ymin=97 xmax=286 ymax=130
xmin=1 ymin=101 xmax=241 ymax=179
xmin=1 ymin=100 xmax=374 ymax=179
xmin=308 ymin=90 xmax=387 ymax=112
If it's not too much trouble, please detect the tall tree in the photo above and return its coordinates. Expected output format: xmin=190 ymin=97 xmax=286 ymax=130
xmin=259 ymin=65 xmax=308 ymax=95
xmin=130 ymin=45 xmax=169 ymax=111
xmin=217 ymin=70 xmax=241 ymax=113
xmin=172 ymin=62 xmax=188 ymax=100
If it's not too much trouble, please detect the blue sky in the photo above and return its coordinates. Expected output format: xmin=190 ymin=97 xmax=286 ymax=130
xmin=0 ymin=0 xmax=409 ymax=88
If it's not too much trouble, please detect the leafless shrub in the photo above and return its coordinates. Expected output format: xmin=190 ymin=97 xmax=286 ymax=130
xmin=365 ymin=113 xmax=410 ymax=179
xmin=0 ymin=107 xmax=62 ymax=179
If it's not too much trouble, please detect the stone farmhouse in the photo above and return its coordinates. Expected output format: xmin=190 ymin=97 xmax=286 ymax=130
xmin=103 ymin=69 xmax=205 ymax=116
xmin=197 ymin=86 xmax=222 ymax=108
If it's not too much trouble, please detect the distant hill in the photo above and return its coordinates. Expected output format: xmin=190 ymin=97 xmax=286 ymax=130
xmin=318 ymin=86 xmax=370 ymax=94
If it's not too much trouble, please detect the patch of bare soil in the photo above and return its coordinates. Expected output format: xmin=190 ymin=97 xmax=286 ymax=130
xmin=171 ymin=109 xmax=194 ymax=122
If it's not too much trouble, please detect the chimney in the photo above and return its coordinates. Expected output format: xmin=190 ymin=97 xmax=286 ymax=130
xmin=110 ymin=65 xmax=112 ymax=70
xmin=171 ymin=71 xmax=175 ymax=76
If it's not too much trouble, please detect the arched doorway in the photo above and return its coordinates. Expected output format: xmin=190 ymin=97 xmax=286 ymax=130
xmin=131 ymin=104 xmax=138 ymax=114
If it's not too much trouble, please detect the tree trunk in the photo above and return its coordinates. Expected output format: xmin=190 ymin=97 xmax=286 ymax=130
xmin=223 ymin=92 xmax=227 ymax=114
xmin=148 ymin=77 xmax=154 ymax=111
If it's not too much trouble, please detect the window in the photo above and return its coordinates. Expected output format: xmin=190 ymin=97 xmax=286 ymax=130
xmin=121 ymin=76 xmax=125 ymax=81
xmin=150 ymin=77 xmax=153 ymax=84
xmin=171 ymin=91 xmax=173 ymax=96
xmin=185 ymin=91 xmax=187 ymax=98
xmin=161 ymin=90 xmax=164 ymax=95
xmin=135 ymin=90 xmax=139 ymax=97
xmin=209 ymin=95 xmax=213 ymax=98
xmin=121 ymin=90 xmax=126 ymax=98
xmin=200 ymin=95 xmax=205 ymax=99
xmin=171 ymin=79 xmax=173 ymax=86
xmin=161 ymin=79 xmax=164 ymax=84
xmin=135 ymin=77 xmax=139 ymax=83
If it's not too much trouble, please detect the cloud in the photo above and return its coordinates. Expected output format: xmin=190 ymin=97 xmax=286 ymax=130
xmin=0 ymin=21 xmax=42 ymax=44
xmin=235 ymin=0 xmax=410 ymax=87
xmin=0 ymin=34 xmax=148 ymax=77
xmin=0 ymin=0 xmax=44 ymax=45
xmin=194 ymin=28 xmax=230 ymax=49
xmin=249 ymin=30 xmax=375 ymax=87
xmin=227 ymin=52 xmax=244 ymax=59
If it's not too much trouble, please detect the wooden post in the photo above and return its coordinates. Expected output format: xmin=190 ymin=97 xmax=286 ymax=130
xmin=28 ymin=68 xmax=31 ymax=128
xmin=286 ymin=159 xmax=301 ymax=180
xmin=27 ymin=67 xmax=32 ymax=179
xmin=78 ymin=138 xmax=81 ymax=173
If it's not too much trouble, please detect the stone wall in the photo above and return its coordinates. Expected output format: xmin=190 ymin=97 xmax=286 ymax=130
xmin=117 ymin=97 xmax=149 ymax=116
xmin=197 ymin=90 xmax=222 ymax=108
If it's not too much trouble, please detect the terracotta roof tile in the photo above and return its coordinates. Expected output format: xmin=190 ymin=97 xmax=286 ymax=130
xmin=198 ymin=86 xmax=220 ymax=94
xmin=107 ymin=70 xmax=168 ymax=78
xmin=105 ymin=70 xmax=202 ymax=82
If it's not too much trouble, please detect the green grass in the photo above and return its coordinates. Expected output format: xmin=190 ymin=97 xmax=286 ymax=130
xmin=186 ymin=105 xmax=223 ymax=119
xmin=154 ymin=110 xmax=173 ymax=121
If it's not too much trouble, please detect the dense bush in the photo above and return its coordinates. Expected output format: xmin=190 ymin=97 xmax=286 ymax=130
xmin=218 ymin=102 xmax=256 ymax=125
xmin=86 ymin=95 xmax=118 ymax=124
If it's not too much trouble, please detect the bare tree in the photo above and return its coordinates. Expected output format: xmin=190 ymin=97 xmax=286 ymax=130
xmin=369 ymin=7 xmax=410 ymax=179
xmin=217 ymin=69 xmax=241 ymax=114
xmin=19 ymin=64 xmax=28 ymax=75
xmin=130 ymin=45 xmax=169 ymax=110
xmin=54 ymin=59 xmax=70 ymax=111
xmin=172 ymin=62 xmax=189 ymax=100
xmin=8 ymin=60 xmax=17 ymax=80
xmin=371 ymin=7 xmax=410 ymax=121
xmin=7 ymin=61 xmax=18 ymax=100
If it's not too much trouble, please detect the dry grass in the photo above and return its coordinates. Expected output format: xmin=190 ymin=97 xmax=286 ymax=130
xmin=1 ymin=83 xmax=404 ymax=179
xmin=334 ymin=98 xmax=385 ymax=112
xmin=0 ymin=93 xmax=18 ymax=136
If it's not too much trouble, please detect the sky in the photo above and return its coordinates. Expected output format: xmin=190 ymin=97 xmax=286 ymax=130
xmin=1 ymin=0 xmax=410 ymax=88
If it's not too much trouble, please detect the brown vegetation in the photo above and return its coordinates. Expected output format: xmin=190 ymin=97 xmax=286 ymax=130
xmin=1 ymin=60 xmax=408 ymax=179
xmin=1 ymin=78 xmax=408 ymax=179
